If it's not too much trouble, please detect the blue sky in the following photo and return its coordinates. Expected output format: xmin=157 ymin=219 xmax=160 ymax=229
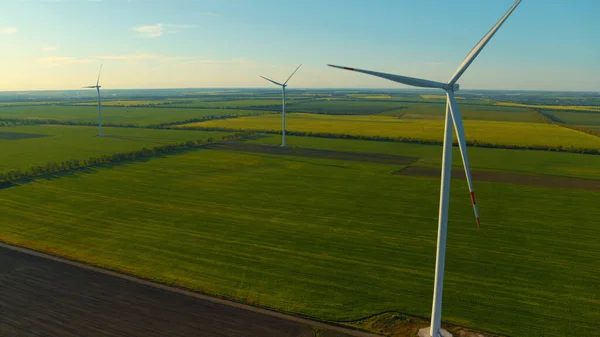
xmin=0 ymin=0 xmax=598 ymax=91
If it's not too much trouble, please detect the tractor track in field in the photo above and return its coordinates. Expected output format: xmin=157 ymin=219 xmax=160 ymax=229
xmin=0 ymin=242 xmax=378 ymax=337
xmin=396 ymin=166 xmax=600 ymax=192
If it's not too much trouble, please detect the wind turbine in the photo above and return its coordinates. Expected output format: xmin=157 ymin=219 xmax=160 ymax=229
xmin=83 ymin=65 xmax=103 ymax=137
xmin=328 ymin=1 xmax=521 ymax=336
xmin=259 ymin=64 xmax=302 ymax=147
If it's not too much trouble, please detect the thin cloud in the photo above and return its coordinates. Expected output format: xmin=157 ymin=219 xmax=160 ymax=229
xmin=179 ymin=58 xmax=249 ymax=65
xmin=42 ymin=45 xmax=57 ymax=52
xmin=132 ymin=23 xmax=195 ymax=38
xmin=92 ymin=54 xmax=194 ymax=62
xmin=38 ymin=56 xmax=94 ymax=64
xmin=1 ymin=27 xmax=17 ymax=34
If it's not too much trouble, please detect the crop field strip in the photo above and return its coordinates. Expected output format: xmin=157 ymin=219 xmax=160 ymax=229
xmin=213 ymin=142 xmax=600 ymax=191
xmin=544 ymin=110 xmax=600 ymax=126
xmin=493 ymin=101 xmax=600 ymax=112
xmin=180 ymin=113 xmax=600 ymax=150
xmin=1 ymin=146 xmax=598 ymax=337
xmin=245 ymin=135 xmax=600 ymax=180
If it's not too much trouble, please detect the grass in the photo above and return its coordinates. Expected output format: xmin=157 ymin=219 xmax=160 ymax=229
xmin=246 ymin=135 xmax=600 ymax=180
xmin=0 ymin=125 xmax=230 ymax=172
xmin=0 ymin=105 xmax=272 ymax=126
xmin=0 ymin=147 xmax=598 ymax=337
xmin=181 ymin=113 xmax=600 ymax=150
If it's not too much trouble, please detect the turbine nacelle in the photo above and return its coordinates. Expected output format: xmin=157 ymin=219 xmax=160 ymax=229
xmin=445 ymin=83 xmax=459 ymax=92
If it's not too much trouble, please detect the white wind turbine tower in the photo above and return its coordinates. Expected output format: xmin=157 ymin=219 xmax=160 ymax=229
xmin=328 ymin=1 xmax=521 ymax=336
xmin=259 ymin=64 xmax=302 ymax=147
xmin=83 ymin=65 xmax=104 ymax=137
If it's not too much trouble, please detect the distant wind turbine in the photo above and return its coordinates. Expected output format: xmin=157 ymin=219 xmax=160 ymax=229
xmin=328 ymin=1 xmax=521 ymax=337
xmin=259 ymin=64 xmax=302 ymax=147
xmin=83 ymin=65 xmax=103 ymax=137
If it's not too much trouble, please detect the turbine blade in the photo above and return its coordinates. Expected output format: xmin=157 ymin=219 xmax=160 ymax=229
xmin=447 ymin=91 xmax=480 ymax=229
xmin=283 ymin=64 xmax=302 ymax=85
xmin=82 ymin=86 xmax=96 ymax=88
xmin=327 ymin=64 xmax=446 ymax=89
xmin=96 ymin=64 xmax=103 ymax=86
xmin=259 ymin=75 xmax=283 ymax=86
xmin=448 ymin=0 xmax=521 ymax=85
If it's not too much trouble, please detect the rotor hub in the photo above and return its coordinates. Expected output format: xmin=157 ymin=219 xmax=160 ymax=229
xmin=444 ymin=83 xmax=459 ymax=92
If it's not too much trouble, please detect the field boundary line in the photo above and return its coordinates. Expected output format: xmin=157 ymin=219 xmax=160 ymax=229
xmin=0 ymin=241 xmax=382 ymax=337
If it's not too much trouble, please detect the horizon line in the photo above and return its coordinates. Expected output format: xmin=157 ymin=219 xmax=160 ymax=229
xmin=1 ymin=87 xmax=599 ymax=94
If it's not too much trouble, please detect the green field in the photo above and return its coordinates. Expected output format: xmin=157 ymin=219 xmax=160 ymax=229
xmin=287 ymin=99 xmax=407 ymax=115
xmin=380 ymin=102 xmax=540 ymax=123
xmin=74 ymin=100 xmax=171 ymax=106
xmin=494 ymin=101 xmax=600 ymax=112
xmin=2 ymin=90 xmax=600 ymax=337
xmin=545 ymin=110 xmax=600 ymax=126
xmin=0 ymin=105 xmax=272 ymax=126
xmin=169 ymin=99 xmax=289 ymax=108
xmin=182 ymin=113 xmax=600 ymax=150
xmin=1 ymin=145 xmax=598 ymax=337
xmin=0 ymin=125 xmax=229 ymax=171
xmin=247 ymin=135 xmax=600 ymax=180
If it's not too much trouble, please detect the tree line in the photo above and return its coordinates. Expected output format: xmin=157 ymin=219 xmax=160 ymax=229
xmin=181 ymin=126 xmax=600 ymax=155
xmin=0 ymin=132 xmax=255 ymax=186
xmin=0 ymin=113 xmax=264 ymax=129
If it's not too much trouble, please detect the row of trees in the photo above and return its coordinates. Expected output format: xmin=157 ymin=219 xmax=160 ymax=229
xmin=0 ymin=132 xmax=255 ymax=186
xmin=0 ymin=118 xmax=138 ymax=128
xmin=145 ymin=114 xmax=257 ymax=129
xmin=0 ymin=112 xmax=266 ymax=129
xmin=182 ymin=126 xmax=600 ymax=155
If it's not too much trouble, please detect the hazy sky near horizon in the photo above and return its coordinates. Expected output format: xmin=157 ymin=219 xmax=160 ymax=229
xmin=0 ymin=0 xmax=598 ymax=91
